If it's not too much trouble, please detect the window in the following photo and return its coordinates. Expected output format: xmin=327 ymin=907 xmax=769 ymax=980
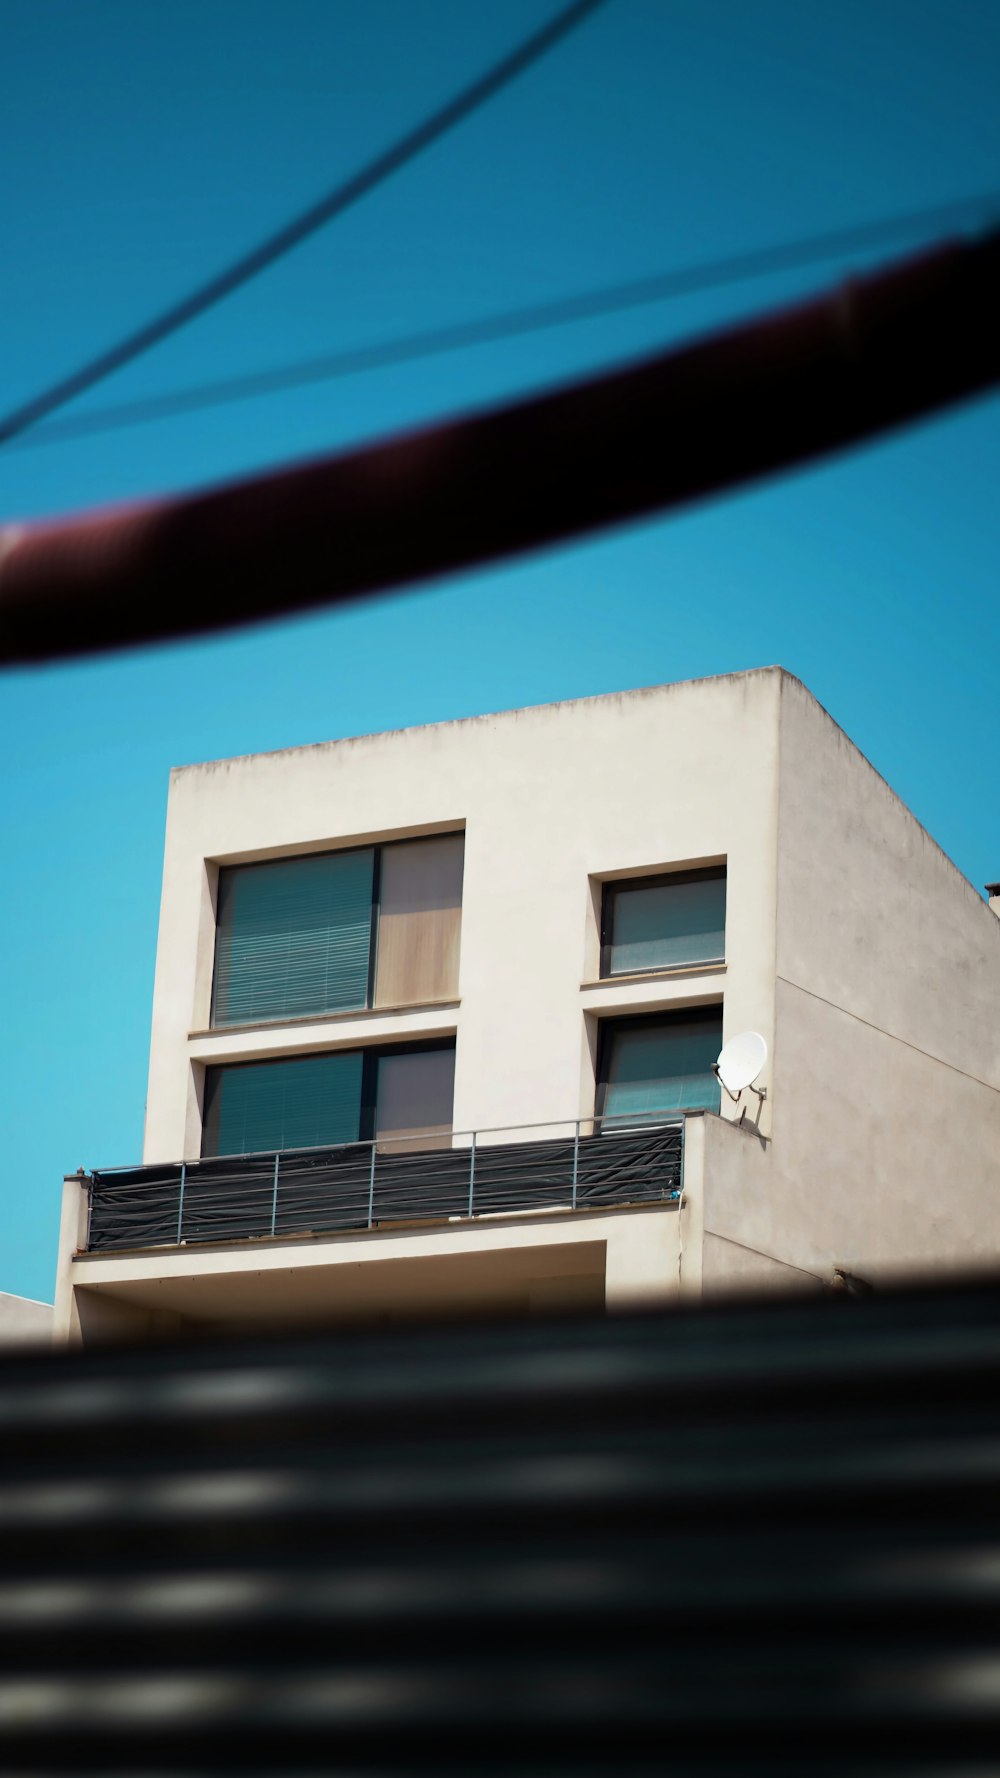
xmin=596 ymin=1007 xmax=722 ymax=1126
xmin=202 ymin=1041 xmax=456 ymax=1158
xmin=211 ymin=833 xmax=463 ymax=1027
xmin=600 ymin=867 xmax=726 ymax=977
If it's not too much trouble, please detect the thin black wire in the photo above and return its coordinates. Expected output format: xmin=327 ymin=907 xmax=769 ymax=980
xmin=0 ymin=0 xmax=608 ymax=448
xmin=9 ymin=188 xmax=1000 ymax=452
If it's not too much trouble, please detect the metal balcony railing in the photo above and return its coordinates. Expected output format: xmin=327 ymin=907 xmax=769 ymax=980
xmin=84 ymin=1114 xmax=685 ymax=1255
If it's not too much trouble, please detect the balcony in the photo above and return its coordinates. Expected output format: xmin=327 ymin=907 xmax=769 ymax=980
xmin=84 ymin=1118 xmax=685 ymax=1255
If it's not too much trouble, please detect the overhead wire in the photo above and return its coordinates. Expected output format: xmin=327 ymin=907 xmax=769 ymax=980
xmin=7 ymin=187 xmax=999 ymax=451
xmin=0 ymin=0 xmax=609 ymax=447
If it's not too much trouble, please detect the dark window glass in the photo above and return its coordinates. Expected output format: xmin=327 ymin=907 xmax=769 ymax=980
xmin=374 ymin=1047 xmax=456 ymax=1153
xmin=597 ymin=1007 xmax=722 ymax=1125
xmin=202 ymin=1042 xmax=456 ymax=1158
xmin=602 ymin=868 xmax=726 ymax=976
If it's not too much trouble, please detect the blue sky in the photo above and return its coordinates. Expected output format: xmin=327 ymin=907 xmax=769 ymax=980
xmin=2 ymin=0 xmax=998 ymax=1303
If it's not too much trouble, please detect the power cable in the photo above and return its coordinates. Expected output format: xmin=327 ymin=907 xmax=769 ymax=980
xmin=0 ymin=0 xmax=608 ymax=448
xmin=8 ymin=187 xmax=999 ymax=452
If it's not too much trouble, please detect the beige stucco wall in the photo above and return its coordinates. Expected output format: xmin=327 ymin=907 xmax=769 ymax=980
xmin=64 ymin=1201 xmax=682 ymax=1341
xmin=705 ymin=674 xmax=1000 ymax=1287
xmin=775 ymin=674 xmax=999 ymax=1088
xmin=0 ymin=1290 xmax=53 ymax=1346
xmin=143 ymin=672 xmax=782 ymax=1164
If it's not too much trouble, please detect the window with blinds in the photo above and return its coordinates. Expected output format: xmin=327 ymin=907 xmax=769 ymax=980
xmin=202 ymin=1042 xmax=456 ymax=1158
xmin=211 ymin=834 xmax=463 ymax=1028
xmin=597 ymin=1007 xmax=722 ymax=1127
xmin=601 ymin=867 xmax=726 ymax=977
xmin=202 ymin=1051 xmax=365 ymax=1157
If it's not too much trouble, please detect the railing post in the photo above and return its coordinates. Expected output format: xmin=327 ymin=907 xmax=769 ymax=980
xmin=572 ymin=1120 xmax=579 ymax=1209
xmin=270 ymin=1151 xmax=280 ymax=1236
xmin=367 ymin=1140 xmax=376 ymax=1229
xmin=176 ymin=1163 xmax=186 ymax=1246
xmin=468 ymin=1131 xmax=477 ymax=1218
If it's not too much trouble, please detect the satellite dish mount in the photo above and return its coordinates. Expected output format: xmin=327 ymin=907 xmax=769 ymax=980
xmin=713 ymin=1031 xmax=768 ymax=1123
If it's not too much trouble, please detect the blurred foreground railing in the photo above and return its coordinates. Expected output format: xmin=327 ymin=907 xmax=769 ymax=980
xmin=85 ymin=1115 xmax=684 ymax=1254
xmin=4 ymin=1275 xmax=1000 ymax=1771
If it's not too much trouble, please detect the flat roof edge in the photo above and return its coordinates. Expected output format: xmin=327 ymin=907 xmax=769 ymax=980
xmin=168 ymin=666 xmax=787 ymax=777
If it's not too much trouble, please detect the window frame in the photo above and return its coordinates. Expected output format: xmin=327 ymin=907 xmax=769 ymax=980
xmin=210 ymin=831 xmax=462 ymax=1030
xmin=594 ymin=1004 xmax=724 ymax=1127
xmin=599 ymin=865 xmax=727 ymax=980
xmin=201 ymin=1036 xmax=457 ymax=1158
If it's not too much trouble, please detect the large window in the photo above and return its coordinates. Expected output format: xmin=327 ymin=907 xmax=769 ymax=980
xmin=601 ymin=867 xmax=726 ymax=977
xmin=202 ymin=1042 xmax=456 ymax=1158
xmin=596 ymin=1007 xmax=722 ymax=1125
xmin=211 ymin=833 xmax=463 ymax=1027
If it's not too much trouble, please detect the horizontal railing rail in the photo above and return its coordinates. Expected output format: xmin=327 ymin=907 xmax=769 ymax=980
xmin=85 ymin=1112 xmax=685 ymax=1254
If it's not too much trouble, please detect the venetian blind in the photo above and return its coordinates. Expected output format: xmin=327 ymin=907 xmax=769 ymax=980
xmin=212 ymin=849 xmax=374 ymax=1026
xmin=602 ymin=1010 xmax=722 ymax=1124
xmin=606 ymin=872 xmax=726 ymax=975
xmin=202 ymin=1051 xmax=364 ymax=1157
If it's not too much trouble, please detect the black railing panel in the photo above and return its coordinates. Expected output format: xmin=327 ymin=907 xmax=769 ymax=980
xmin=86 ymin=1165 xmax=186 ymax=1251
xmin=87 ymin=1123 xmax=683 ymax=1254
xmin=370 ymin=1147 xmax=472 ymax=1225
xmin=575 ymin=1126 xmax=682 ymax=1206
xmin=179 ymin=1153 xmax=276 ymax=1244
xmin=274 ymin=1145 xmax=374 ymax=1237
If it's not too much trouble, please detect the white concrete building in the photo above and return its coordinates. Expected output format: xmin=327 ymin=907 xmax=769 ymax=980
xmin=54 ymin=669 xmax=1000 ymax=1344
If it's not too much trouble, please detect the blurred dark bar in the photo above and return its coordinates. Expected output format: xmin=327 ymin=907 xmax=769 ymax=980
xmin=2 ymin=227 xmax=999 ymax=666
xmin=2 ymin=1274 xmax=1000 ymax=1771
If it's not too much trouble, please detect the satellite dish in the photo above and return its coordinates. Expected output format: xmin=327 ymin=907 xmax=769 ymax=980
xmin=715 ymin=1031 xmax=768 ymax=1100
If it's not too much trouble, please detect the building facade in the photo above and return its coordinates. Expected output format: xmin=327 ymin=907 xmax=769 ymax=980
xmin=54 ymin=669 xmax=1000 ymax=1343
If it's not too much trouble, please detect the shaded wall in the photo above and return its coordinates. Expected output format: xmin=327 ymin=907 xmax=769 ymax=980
xmin=709 ymin=673 xmax=1000 ymax=1286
